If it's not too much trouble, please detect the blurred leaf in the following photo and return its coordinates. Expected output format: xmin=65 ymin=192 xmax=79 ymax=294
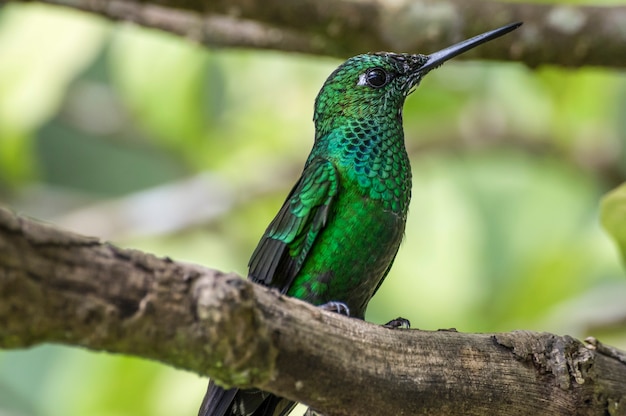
xmin=0 ymin=129 xmax=34 ymax=185
xmin=539 ymin=68 xmax=621 ymax=149
xmin=108 ymin=27 xmax=217 ymax=167
xmin=601 ymin=183 xmax=626 ymax=263
xmin=0 ymin=5 xmax=107 ymax=185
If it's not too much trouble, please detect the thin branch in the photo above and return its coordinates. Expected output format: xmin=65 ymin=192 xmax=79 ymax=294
xmin=1 ymin=205 xmax=625 ymax=415
xmin=5 ymin=0 xmax=626 ymax=68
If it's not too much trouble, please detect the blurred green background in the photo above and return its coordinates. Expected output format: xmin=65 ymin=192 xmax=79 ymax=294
xmin=1 ymin=3 xmax=626 ymax=416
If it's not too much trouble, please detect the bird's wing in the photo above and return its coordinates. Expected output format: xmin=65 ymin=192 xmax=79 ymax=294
xmin=248 ymin=156 xmax=339 ymax=293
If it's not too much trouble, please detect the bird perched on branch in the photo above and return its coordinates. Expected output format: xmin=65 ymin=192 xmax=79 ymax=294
xmin=198 ymin=21 xmax=522 ymax=416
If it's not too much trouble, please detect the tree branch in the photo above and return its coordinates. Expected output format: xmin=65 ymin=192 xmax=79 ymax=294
xmin=1 ymin=205 xmax=625 ymax=415
xmin=5 ymin=0 xmax=626 ymax=68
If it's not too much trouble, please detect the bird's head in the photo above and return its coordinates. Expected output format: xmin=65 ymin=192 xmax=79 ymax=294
xmin=313 ymin=22 xmax=522 ymax=135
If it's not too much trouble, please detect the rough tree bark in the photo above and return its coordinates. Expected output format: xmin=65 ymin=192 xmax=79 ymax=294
xmin=1 ymin=206 xmax=626 ymax=415
xmin=3 ymin=0 xmax=626 ymax=68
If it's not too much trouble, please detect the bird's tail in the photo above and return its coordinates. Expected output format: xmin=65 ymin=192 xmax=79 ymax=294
xmin=198 ymin=381 xmax=238 ymax=416
xmin=198 ymin=381 xmax=297 ymax=416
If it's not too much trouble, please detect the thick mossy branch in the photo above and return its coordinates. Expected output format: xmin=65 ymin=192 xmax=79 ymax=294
xmin=1 ymin=206 xmax=625 ymax=415
xmin=0 ymin=206 xmax=275 ymax=385
xmin=4 ymin=0 xmax=626 ymax=68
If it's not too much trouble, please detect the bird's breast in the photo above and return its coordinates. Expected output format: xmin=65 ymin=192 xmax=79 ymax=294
xmin=286 ymin=174 xmax=409 ymax=318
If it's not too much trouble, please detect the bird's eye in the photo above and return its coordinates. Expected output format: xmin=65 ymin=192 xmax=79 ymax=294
xmin=365 ymin=68 xmax=389 ymax=88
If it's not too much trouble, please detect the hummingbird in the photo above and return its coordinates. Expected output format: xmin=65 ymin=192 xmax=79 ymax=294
xmin=198 ymin=22 xmax=522 ymax=416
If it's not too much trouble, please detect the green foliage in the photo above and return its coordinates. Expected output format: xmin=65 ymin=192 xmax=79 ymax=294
xmin=0 ymin=4 xmax=625 ymax=416
xmin=602 ymin=183 xmax=626 ymax=263
xmin=0 ymin=5 xmax=107 ymax=185
xmin=0 ymin=346 xmax=206 ymax=416
xmin=108 ymin=27 xmax=219 ymax=167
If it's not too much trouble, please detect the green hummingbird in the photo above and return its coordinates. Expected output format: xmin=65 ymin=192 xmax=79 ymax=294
xmin=198 ymin=22 xmax=522 ymax=416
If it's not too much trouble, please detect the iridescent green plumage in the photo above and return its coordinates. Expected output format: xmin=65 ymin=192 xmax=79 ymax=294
xmin=199 ymin=22 xmax=522 ymax=416
xmin=250 ymin=53 xmax=417 ymax=318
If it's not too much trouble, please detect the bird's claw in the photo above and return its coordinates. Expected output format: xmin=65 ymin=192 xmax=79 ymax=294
xmin=319 ymin=301 xmax=350 ymax=316
xmin=383 ymin=317 xmax=411 ymax=329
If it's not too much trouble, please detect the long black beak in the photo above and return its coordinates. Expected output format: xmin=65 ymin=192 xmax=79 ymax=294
xmin=420 ymin=22 xmax=522 ymax=73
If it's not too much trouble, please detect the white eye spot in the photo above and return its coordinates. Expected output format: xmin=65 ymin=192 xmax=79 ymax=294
xmin=357 ymin=73 xmax=368 ymax=86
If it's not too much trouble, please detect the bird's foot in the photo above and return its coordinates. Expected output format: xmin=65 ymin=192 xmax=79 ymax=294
xmin=383 ymin=317 xmax=411 ymax=329
xmin=319 ymin=301 xmax=350 ymax=316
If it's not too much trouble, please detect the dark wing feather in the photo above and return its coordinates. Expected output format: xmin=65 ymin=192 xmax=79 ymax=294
xmin=248 ymin=157 xmax=339 ymax=293
xmin=199 ymin=383 xmax=297 ymax=416
xmin=198 ymin=382 xmax=238 ymax=416
xmin=199 ymin=158 xmax=337 ymax=416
